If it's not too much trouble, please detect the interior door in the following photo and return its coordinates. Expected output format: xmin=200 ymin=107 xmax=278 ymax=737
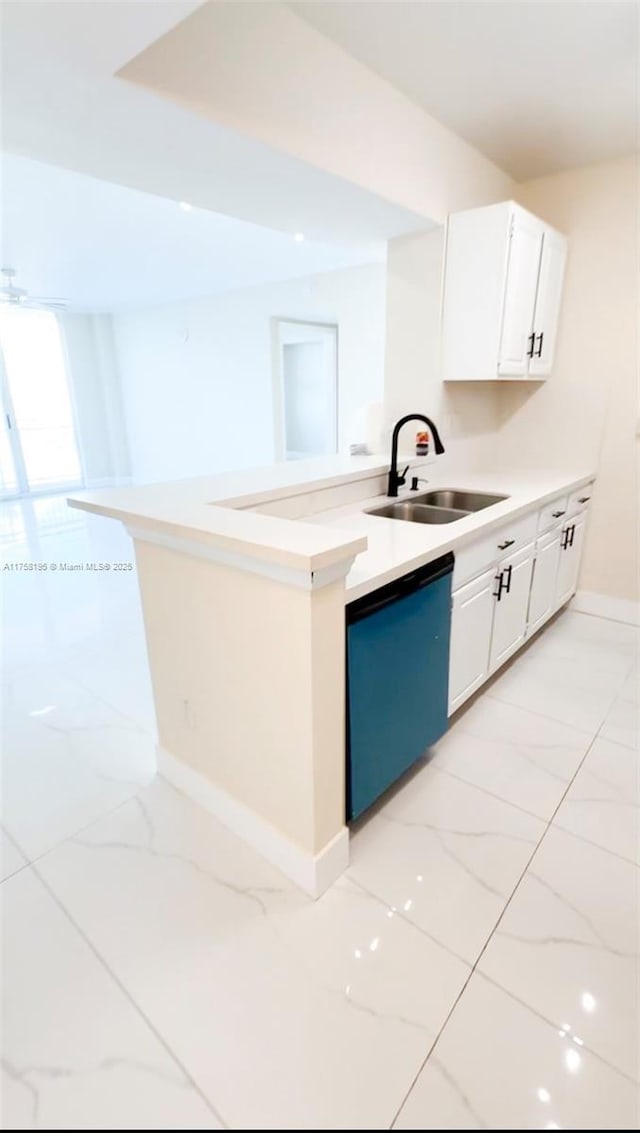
xmin=497 ymin=212 xmax=543 ymax=377
xmin=489 ymin=543 xmax=535 ymax=672
xmin=272 ymin=320 xmax=338 ymax=461
xmin=528 ymin=229 xmax=567 ymax=377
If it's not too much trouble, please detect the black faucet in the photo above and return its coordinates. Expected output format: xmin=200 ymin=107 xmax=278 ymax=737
xmin=387 ymin=414 xmax=445 ymax=497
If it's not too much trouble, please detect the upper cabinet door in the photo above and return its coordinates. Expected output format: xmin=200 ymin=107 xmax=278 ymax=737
xmin=441 ymin=201 xmax=567 ymax=382
xmin=497 ymin=212 xmax=543 ymax=377
xmin=528 ymin=229 xmax=567 ymax=378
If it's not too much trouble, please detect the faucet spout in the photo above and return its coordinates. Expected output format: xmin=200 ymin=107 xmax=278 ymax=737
xmin=387 ymin=414 xmax=445 ymax=497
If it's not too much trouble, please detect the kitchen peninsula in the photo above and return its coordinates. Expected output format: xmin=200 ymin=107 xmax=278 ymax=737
xmin=69 ymin=452 xmax=595 ymax=896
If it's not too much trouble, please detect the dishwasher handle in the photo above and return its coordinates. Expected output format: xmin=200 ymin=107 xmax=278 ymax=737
xmin=347 ymin=553 xmax=454 ymax=623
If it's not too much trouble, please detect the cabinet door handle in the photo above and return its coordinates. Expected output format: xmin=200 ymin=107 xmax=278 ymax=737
xmin=493 ymin=571 xmax=505 ymax=601
xmin=568 ymin=523 xmax=576 ymax=547
xmin=503 ymin=564 xmax=513 ymax=594
xmin=561 ymin=528 xmax=570 ymax=550
xmin=578 ymin=496 xmax=590 ymax=504
xmin=497 ymin=539 xmax=515 ymax=550
xmin=552 ymin=510 xmax=566 ymax=518
xmin=527 ymin=332 xmax=536 ymax=358
xmin=535 ymin=332 xmax=544 ymax=357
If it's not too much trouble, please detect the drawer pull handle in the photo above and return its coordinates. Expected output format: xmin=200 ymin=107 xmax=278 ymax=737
xmin=578 ymin=496 xmax=590 ymax=504
xmin=497 ymin=539 xmax=515 ymax=550
xmin=552 ymin=510 xmax=566 ymax=518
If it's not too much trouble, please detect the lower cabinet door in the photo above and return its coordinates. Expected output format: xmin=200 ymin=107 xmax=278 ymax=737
xmin=489 ymin=543 xmax=535 ymax=673
xmin=555 ymin=515 xmax=586 ymax=607
xmin=528 ymin=529 xmax=562 ymax=636
xmin=449 ymin=568 xmax=495 ymax=714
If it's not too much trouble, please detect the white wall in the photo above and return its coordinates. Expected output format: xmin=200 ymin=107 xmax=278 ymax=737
xmin=121 ymin=0 xmax=514 ymax=225
xmin=384 ymin=227 xmax=501 ymax=471
xmin=61 ymin=312 xmax=131 ymax=487
xmin=500 ymin=156 xmax=639 ymax=604
xmin=112 ymin=262 xmax=387 ymax=484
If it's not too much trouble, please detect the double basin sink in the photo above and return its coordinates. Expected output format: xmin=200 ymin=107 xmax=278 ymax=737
xmin=368 ymin=489 xmax=508 ymax=525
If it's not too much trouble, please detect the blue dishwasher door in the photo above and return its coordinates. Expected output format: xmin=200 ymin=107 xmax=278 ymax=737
xmin=346 ymin=555 xmax=452 ymax=820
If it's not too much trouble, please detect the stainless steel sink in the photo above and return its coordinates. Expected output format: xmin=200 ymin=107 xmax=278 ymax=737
xmin=367 ymin=502 xmax=469 ymax=524
xmin=412 ymin=489 xmax=508 ymax=512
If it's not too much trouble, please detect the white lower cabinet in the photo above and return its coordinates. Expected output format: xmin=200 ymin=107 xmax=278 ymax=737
xmin=555 ymin=514 xmax=586 ymax=607
xmin=448 ymin=488 xmax=592 ymax=716
xmin=489 ymin=543 xmax=535 ymax=673
xmin=527 ymin=528 xmax=562 ymax=635
xmin=448 ymin=568 xmax=495 ymax=713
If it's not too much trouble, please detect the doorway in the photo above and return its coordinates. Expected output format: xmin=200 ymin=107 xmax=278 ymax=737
xmin=272 ymin=319 xmax=338 ymax=461
xmin=0 ymin=307 xmax=83 ymax=498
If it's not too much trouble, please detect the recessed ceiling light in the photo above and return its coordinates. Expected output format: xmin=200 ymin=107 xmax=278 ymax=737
xmin=294 ymin=232 xmax=304 ymax=242
xmin=179 ymin=201 xmax=192 ymax=212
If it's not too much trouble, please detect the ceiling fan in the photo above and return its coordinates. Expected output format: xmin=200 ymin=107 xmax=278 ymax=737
xmin=0 ymin=267 xmax=69 ymax=311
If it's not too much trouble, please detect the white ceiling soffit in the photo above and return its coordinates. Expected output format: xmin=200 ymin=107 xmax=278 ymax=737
xmin=289 ymin=0 xmax=639 ymax=181
xmin=1 ymin=154 xmax=396 ymax=311
xmin=1 ymin=0 xmax=427 ymax=247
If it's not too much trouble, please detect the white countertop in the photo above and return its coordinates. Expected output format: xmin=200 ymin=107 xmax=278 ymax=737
xmin=68 ymin=455 xmax=595 ymax=596
xmin=302 ymin=467 xmax=596 ymax=601
xmin=68 ymin=455 xmax=395 ymax=572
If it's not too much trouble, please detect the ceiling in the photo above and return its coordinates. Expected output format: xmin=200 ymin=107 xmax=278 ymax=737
xmin=289 ymin=1 xmax=639 ymax=180
xmin=1 ymin=154 xmax=393 ymax=311
xmin=1 ymin=1 xmax=426 ymax=248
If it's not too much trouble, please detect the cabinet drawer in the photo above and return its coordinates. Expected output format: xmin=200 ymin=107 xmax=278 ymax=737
xmin=538 ymin=494 xmax=569 ymax=534
xmin=567 ymin=485 xmax=594 ymax=515
xmin=453 ymin=511 xmax=537 ymax=589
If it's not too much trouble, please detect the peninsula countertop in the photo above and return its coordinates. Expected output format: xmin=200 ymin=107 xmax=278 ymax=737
xmin=68 ymin=455 xmax=596 ymax=599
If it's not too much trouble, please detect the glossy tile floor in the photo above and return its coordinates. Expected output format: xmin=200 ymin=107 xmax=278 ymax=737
xmin=2 ymin=495 xmax=639 ymax=1129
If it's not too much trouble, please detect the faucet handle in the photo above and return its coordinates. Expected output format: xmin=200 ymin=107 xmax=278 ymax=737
xmin=398 ymin=464 xmax=410 ymax=487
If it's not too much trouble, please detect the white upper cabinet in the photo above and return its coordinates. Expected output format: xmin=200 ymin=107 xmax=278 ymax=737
xmin=497 ymin=210 xmax=543 ymax=376
xmin=528 ymin=228 xmax=567 ymax=377
xmin=441 ymin=201 xmax=567 ymax=382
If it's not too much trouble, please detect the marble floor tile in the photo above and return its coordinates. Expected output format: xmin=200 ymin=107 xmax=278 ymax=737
xmin=488 ymin=646 xmax=624 ymax=734
xmin=600 ymin=667 xmax=640 ymax=751
xmin=2 ymin=669 xmax=156 ymax=860
xmin=348 ymin=762 xmax=545 ymax=964
xmin=1 ymin=826 xmax=27 ymax=882
xmin=528 ymin=610 xmax=639 ymax=676
xmin=553 ymin=736 xmax=639 ymax=864
xmin=394 ymin=972 xmax=640 ymax=1130
xmin=478 ymin=825 xmax=639 ymax=1081
xmin=69 ymin=644 xmax=157 ymax=736
xmin=36 ymin=778 xmax=471 ymax=1130
xmin=1 ymin=867 xmax=220 ymax=1130
xmin=437 ymin=696 xmax=592 ymax=820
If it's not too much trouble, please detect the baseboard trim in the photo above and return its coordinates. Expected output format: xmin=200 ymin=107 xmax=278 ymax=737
xmin=571 ymin=590 xmax=640 ymax=627
xmin=156 ymin=746 xmax=349 ymax=898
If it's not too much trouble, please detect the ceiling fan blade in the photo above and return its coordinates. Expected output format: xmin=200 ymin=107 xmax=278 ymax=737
xmin=0 ymin=288 xmax=27 ymax=299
